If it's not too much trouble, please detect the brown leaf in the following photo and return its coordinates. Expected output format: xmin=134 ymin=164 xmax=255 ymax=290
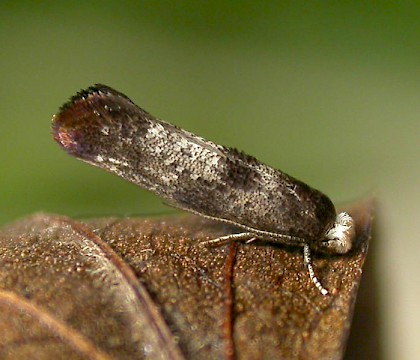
xmin=0 ymin=215 xmax=184 ymax=360
xmin=0 ymin=200 xmax=373 ymax=359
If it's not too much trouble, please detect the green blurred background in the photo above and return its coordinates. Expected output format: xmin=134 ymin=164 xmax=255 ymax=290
xmin=1 ymin=2 xmax=418 ymax=358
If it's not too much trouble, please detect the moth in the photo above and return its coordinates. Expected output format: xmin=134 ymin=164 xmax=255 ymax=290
xmin=52 ymin=84 xmax=355 ymax=295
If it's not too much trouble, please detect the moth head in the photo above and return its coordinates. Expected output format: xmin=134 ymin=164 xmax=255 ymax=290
xmin=321 ymin=212 xmax=355 ymax=254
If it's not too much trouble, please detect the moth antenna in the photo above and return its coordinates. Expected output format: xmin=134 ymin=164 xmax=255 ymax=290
xmin=303 ymin=244 xmax=329 ymax=296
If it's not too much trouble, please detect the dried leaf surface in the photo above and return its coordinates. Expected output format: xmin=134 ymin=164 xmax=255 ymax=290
xmin=0 ymin=215 xmax=182 ymax=360
xmin=0 ymin=200 xmax=372 ymax=359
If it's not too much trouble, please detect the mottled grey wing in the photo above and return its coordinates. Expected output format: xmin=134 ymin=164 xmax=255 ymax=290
xmin=52 ymin=84 xmax=336 ymax=242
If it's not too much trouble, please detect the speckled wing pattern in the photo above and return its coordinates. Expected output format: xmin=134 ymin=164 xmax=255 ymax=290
xmin=52 ymin=84 xmax=337 ymax=246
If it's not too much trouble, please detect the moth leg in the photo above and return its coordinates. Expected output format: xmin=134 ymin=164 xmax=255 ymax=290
xmin=303 ymin=244 xmax=329 ymax=296
xmin=199 ymin=232 xmax=256 ymax=247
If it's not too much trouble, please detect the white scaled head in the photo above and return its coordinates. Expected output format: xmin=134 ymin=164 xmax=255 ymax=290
xmin=323 ymin=212 xmax=355 ymax=254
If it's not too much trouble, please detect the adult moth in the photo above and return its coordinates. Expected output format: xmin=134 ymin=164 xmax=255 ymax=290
xmin=52 ymin=84 xmax=355 ymax=295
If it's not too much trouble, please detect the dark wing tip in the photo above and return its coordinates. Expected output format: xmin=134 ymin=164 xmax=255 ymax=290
xmin=58 ymin=84 xmax=133 ymax=113
xmin=52 ymin=84 xmax=131 ymax=156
